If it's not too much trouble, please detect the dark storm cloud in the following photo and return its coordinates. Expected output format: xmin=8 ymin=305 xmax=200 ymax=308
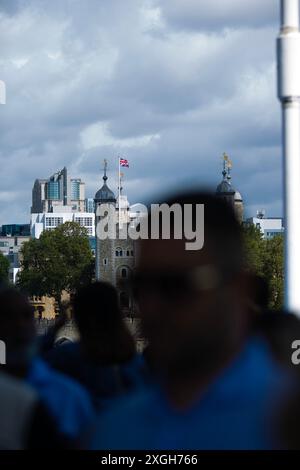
xmin=0 ymin=0 xmax=282 ymax=224
xmin=155 ymin=0 xmax=278 ymax=32
xmin=0 ymin=0 xmax=23 ymax=15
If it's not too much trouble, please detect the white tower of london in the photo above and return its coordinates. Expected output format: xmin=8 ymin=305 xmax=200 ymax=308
xmin=94 ymin=162 xmax=136 ymax=315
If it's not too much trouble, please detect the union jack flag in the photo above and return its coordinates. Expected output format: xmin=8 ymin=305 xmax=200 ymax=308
xmin=119 ymin=158 xmax=129 ymax=168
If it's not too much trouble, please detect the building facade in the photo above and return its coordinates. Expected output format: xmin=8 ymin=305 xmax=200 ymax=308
xmin=31 ymin=167 xmax=86 ymax=214
xmin=0 ymin=235 xmax=30 ymax=283
xmin=0 ymin=224 xmax=30 ymax=237
xmin=94 ymin=164 xmax=136 ymax=315
xmin=246 ymin=212 xmax=284 ymax=239
xmin=30 ymin=210 xmax=95 ymax=239
xmin=85 ymin=197 xmax=95 ymax=213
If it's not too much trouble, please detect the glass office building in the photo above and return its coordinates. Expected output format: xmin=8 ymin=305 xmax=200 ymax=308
xmin=1 ymin=224 xmax=30 ymax=236
xmin=46 ymin=180 xmax=60 ymax=200
xmin=71 ymin=179 xmax=80 ymax=200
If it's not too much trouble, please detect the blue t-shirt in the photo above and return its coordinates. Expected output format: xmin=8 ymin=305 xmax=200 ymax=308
xmin=91 ymin=338 xmax=291 ymax=450
xmin=27 ymin=358 xmax=94 ymax=440
xmin=44 ymin=342 xmax=147 ymax=411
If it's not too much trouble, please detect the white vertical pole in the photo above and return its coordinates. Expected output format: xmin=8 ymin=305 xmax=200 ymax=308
xmin=118 ymin=156 xmax=121 ymax=228
xmin=281 ymin=0 xmax=299 ymax=27
xmin=278 ymin=0 xmax=300 ymax=314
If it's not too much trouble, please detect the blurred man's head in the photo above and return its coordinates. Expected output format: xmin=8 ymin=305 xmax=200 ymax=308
xmin=73 ymin=281 xmax=121 ymax=338
xmin=0 ymin=287 xmax=36 ymax=372
xmin=134 ymin=192 xmax=250 ymax=380
xmin=73 ymin=282 xmax=135 ymax=363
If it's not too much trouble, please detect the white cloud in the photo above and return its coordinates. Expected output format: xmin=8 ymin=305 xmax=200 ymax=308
xmin=80 ymin=121 xmax=160 ymax=150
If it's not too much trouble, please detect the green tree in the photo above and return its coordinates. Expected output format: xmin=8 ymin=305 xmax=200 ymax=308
xmin=242 ymin=224 xmax=284 ymax=310
xmin=262 ymin=234 xmax=284 ymax=310
xmin=17 ymin=221 xmax=94 ymax=312
xmin=0 ymin=252 xmax=10 ymax=283
xmin=242 ymin=224 xmax=265 ymax=276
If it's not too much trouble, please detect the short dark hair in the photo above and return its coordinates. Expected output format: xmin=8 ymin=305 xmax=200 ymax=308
xmin=73 ymin=281 xmax=120 ymax=333
xmin=0 ymin=286 xmax=33 ymax=321
xmin=73 ymin=282 xmax=135 ymax=363
xmin=147 ymin=190 xmax=244 ymax=274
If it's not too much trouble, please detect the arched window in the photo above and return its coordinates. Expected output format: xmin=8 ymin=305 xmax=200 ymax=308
xmin=115 ymin=248 xmax=123 ymax=257
xmin=121 ymin=267 xmax=128 ymax=278
xmin=120 ymin=292 xmax=130 ymax=309
xmin=117 ymin=266 xmax=132 ymax=282
xmin=125 ymin=248 xmax=134 ymax=257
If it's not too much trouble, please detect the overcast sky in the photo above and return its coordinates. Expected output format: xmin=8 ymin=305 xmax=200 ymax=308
xmin=0 ymin=0 xmax=282 ymax=224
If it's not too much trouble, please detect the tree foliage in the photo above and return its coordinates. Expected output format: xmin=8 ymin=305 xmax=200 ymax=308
xmin=17 ymin=222 xmax=94 ymax=309
xmin=262 ymin=234 xmax=284 ymax=310
xmin=242 ymin=224 xmax=265 ymax=277
xmin=242 ymin=224 xmax=284 ymax=310
xmin=0 ymin=252 xmax=10 ymax=283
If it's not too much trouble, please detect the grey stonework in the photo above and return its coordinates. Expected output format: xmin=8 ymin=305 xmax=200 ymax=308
xmin=234 ymin=200 xmax=244 ymax=225
xmin=95 ymin=219 xmax=136 ymax=314
xmin=94 ymin=169 xmax=136 ymax=316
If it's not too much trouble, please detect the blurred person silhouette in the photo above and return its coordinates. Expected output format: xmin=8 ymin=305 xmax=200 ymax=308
xmin=278 ymin=378 xmax=300 ymax=449
xmin=90 ymin=191 xmax=292 ymax=450
xmin=246 ymin=278 xmax=300 ymax=449
xmin=247 ymin=273 xmax=270 ymax=315
xmin=247 ymin=273 xmax=300 ymax=372
xmin=254 ymin=311 xmax=300 ymax=372
xmin=0 ymin=371 xmax=66 ymax=449
xmin=37 ymin=305 xmax=69 ymax=354
xmin=252 ymin=309 xmax=300 ymax=451
xmin=44 ymin=281 xmax=146 ymax=410
xmin=0 ymin=286 xmax=94 ymax=446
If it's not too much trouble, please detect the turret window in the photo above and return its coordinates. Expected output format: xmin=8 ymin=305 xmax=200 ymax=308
xmin=125 ymin=248 xmax=134 ymax=257
xmin=117 ymin=265 xmax=132 ymax=281
xmin=121 ymin=268 xmax=128 ymax=278
xmin=116 ymin=248 xmax=123 ymax=257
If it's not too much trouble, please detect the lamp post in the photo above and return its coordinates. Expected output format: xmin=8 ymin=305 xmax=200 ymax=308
xmin=277 ymin=0 xmax=300 ymax=314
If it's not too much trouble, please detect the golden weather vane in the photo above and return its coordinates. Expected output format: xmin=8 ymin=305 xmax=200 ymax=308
xmin=223 ymin=152 xmax=232 ymax=169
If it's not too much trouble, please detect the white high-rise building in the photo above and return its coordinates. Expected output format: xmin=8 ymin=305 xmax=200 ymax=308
xmin=31 ymin=210 xmax=95 ymax=239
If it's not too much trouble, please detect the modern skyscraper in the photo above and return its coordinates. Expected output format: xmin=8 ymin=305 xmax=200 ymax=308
xmin=85 ymin=198 xmax=95 ymax=213
xmin=30 ymin=167 xmax=90 ymax=239
xmin=71 ymin=179 xmax=80 ymax=200
xmin=31 ymin=167 xmax=85 ymax=213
